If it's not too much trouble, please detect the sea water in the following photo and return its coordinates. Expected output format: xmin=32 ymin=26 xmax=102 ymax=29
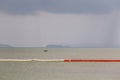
xmin=0 ymin=48 xmax=120 ymax=80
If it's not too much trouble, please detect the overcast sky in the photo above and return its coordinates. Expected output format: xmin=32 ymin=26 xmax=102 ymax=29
xmin=0 ymin=0 xmax=120 ymax=47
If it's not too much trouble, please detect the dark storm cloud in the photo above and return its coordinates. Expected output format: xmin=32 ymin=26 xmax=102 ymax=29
xmin=0 ymin=0 xmax=120 ymax=15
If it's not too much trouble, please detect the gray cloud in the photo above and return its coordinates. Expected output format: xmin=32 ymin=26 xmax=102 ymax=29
xmin=0 ymin=0 xmax=120 ymax=15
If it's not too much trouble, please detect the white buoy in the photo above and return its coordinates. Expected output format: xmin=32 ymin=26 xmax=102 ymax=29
xmin=0 ymin=59 xmax=64 ymax=62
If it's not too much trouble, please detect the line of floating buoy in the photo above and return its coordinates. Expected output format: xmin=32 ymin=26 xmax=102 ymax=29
xmin=64 ymin=59 xmax=120 ymax=62
xmin=0 ymin=59 xmax=120 ymax=62
xmin=0 ymin=59 xmax=64 ymax=62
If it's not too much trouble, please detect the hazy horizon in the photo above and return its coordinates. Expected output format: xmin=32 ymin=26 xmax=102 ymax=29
xmin=1 ymin=0 xmax=120 ymax=47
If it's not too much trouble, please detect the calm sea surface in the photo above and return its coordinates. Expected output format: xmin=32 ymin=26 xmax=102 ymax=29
xmin=0 ymin=48 xmax=120 ymax=80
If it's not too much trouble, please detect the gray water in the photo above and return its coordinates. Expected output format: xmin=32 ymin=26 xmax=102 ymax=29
xmin=0 ymin=48 xmax=120 ymax=80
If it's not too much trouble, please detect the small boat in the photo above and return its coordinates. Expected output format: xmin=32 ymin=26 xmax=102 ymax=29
xmin=43 ymin=50 xmax=48 ymax=52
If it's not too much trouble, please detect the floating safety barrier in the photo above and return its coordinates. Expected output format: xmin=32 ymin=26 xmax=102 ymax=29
xmin=0 ymin=59 xmax=120 ymax=62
